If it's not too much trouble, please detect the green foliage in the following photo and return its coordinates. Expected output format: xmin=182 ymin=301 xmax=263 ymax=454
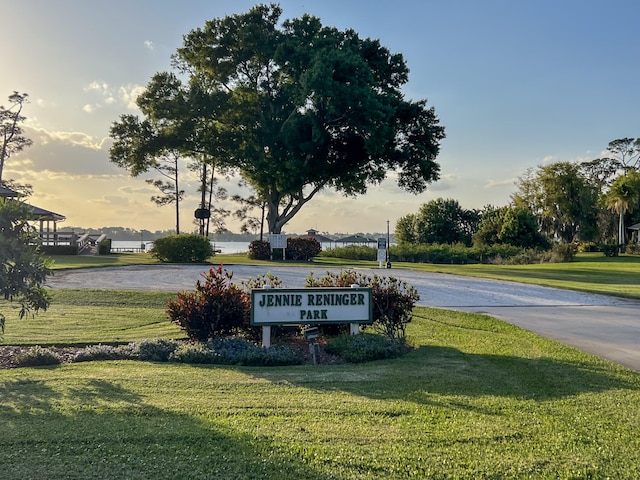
xmin=169 ymin=338 xmax=304 ymax=366
xmin=248 ymin=240 xmax=271 ymax=260
xmin=97 ymin=238 xmax=112 ymax=255
xmin=285 ymin=237 xmax=321 ymax=261
xmin=325 ymin=332 xmax=407 ymax=363
xmin=112 ymin=5 xmax=444 ymax=235
xmin=390 ymin=242 xmax=522 ymax=264
xmin=16 ymin=345 xmax=61 ymax=367
xmin=396 ymin=198 xmax=479 ymax=246
xmin=601 ymin=244 xmax=620 ymax=257
xmin=474 ymin=205 xmax=550 ymax=249
xmin=72 ymin=344 xmax=128 ymax=363
xmin=166 ymin=265 xmax=250 ymax=341
xmin=318 ymin=245 xmax=377 ymax=261
xmin=149 ymin=234 xmax=213 ymax=262
xmin=305 ymin=270 xmax=419 ymax=341
xmin=0 ymin=197 xmax=52 ymax=332
xmin=513 ymin=162 xmax=599 ymax=243
xmin=138 ymin=338 xmax=179 ymax=362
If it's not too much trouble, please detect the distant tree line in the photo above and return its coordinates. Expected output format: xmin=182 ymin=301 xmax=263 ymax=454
xmin=396 ymin=138 xmax=640 ymax=254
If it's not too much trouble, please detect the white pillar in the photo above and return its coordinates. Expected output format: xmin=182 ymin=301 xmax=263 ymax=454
xmin=262 ymin=325 xmax=271 ymax=348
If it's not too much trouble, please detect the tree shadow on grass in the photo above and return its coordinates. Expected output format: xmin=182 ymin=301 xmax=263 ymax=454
xmin=0 ymin=373 xmax=333 ymax=480
xmin=248 ymin=344 xmax=640 ymax=408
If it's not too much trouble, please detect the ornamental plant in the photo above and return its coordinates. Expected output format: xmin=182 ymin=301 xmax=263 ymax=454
xmin=150 ymin=234 xmax=213 ymax=262
xmin=305 ymin=270 xmax=419 ymax=341
xmin=166 ymin=265 xmax=250 ymax=341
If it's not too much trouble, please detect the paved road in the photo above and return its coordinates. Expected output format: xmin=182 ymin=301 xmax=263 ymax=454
xmin=47 ymin=264 xmax=640 ymax=371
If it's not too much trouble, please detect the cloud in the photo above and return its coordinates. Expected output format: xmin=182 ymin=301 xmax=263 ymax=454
xmin=118 ymin=84 xmax=145 ymax=110
xmin=144 ymin=40 xmax=154 ymax=51
xmin=83 ymin=80 xmax=144 ymax=111
xmin=484 ymin=178 xmax=517 ymax=188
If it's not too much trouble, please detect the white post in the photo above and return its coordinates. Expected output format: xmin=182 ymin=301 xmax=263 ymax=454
xmin=350 ymin=283 xmax=360 ymax=335
xmin=262 ymin=325 xmax=271 ymax=348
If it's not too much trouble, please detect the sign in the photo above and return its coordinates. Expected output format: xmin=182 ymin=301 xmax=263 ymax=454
xmin=269 ymin=234 xmax=287 ymax=249
xmin=377 ymin=237 xmax=387 ymax=263
xmin=251 ymin=287 xmax=373 ymax=326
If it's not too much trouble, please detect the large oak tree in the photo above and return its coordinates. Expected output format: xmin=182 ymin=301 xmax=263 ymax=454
xmin=110 ymin=4 xmax=445 ymax=234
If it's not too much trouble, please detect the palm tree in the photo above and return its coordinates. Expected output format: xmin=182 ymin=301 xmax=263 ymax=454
xmin=605 ymin=172 xmax=640 ymax=249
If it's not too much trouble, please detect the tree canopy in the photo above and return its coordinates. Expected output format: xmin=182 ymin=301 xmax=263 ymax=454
xmin=110 ymin=4 xmax=445 ymax=234
xmin=0 ymin=197 xmax=51 ymax=335
xmin=395 ymin=198 xmax=478 ymax=246
xmin=1 ymin=92 xmax=33 ymax=185
xmin=512 ymin=162 xmax=599 ymax=243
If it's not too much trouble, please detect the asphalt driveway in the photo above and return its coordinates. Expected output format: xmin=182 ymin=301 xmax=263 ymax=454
xmin=47 ymin=264 xmax=640 ymax=371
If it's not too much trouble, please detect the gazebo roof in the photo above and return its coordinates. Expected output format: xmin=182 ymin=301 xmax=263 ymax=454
xmin=336 ymin=234 xmax=377 ymax=244
xmin=0 ymin=186 xmax=20 ymax=197
xmin=301 ymin=229 xmax=334 ymax=243
xmin=629 ymin=223 xmax=640 ymax=231
xmin=26 ymin=203 xmax=66 ymax=222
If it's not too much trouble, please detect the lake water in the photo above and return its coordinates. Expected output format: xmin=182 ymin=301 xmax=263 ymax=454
xmin=111 ymin=240 xmax=338 ymax=254
xmin=111 ymin=240 xmax=251 ymax=254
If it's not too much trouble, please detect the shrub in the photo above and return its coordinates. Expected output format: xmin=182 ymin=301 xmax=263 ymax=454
xmin=150 ymin=234 xmax=214 ymax=262
xmin=248 ymin=240 xmax=271 ymax=260
xmin=388 ymin=243 xmax=524 ymax=264
xmin=319 ymin=245 xmax=377 ymax=261
xmin=166 ymin=265 xmax=250 ymax=341
xmin=16 ymin=346 xmax=61 ymax=367
xmin=73 ymin=344 xmax=123 ymax=362
xmin=325 ymin=333 xmax=407 ymax=363
xmin=169 ymin=338 xmax=304 ymax=366
xmin=577 ymin=241 xmax=599 ymax=253
xmin=286 ymin=237 xmax=321 ymax=261
xmin=601 ymin=244 xmax=620 ymax=257
xmin=138 ymin=338 xmax=179 ymax=361
xmin=305 ymin=270 xmax=419 ymax=341
xmin=98 ymin=238 xmax=112 ymax=255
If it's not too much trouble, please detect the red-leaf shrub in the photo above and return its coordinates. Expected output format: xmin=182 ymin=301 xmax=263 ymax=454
xmin=166 ymin=265 xmax=250 ymax=341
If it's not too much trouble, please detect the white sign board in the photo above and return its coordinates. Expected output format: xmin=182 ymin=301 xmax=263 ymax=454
xmin=251 ymin=287 xmax=373 ymax=325
xmin=269 ymin=234 xmax=287 ymax=249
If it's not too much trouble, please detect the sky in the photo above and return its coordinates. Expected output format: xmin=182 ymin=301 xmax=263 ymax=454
xmin=2 ymin=0 xmax=639 ymax=235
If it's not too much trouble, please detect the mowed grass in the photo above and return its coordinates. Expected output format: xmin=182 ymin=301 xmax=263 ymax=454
xmin=397 ymin=253 xmax=640 ymax=299
xmin=2 ymin=288 xmax=640 ymax=478
xmin=1 ymin=290 xmax=183 ymax=345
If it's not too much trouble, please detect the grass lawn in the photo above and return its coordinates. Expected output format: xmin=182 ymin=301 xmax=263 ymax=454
xmin=1 ymin=288 xmax=640 ymax=479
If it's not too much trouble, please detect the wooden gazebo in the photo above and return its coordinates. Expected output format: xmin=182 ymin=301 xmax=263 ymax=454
xmin=0 ymin=186 xmax=67 ymax=245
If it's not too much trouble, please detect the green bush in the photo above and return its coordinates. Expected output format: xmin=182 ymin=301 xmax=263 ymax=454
xmin=248 ymin=240 xmax=271 ymax=260
xmin=305 ymin=270 xmax=419 ymax=341
xmin=73 ymin=344 xmax=124 ymax=362
xmin=98 ymin=238 xmax=112 ymax=255
xmin=166 ymin=265 xmax=250 ymax=341
xmin=389 ymin=243 xmax=523 ymax=264
xmin=138 ymin=338 xmax=179 ymax=361
xmin=169 ymin=338 xmax=304 ymax=366
xmin=601 ymin=244 xmax=620 ymax=257
xmin=325 ymin=333 xmax=407 ymax=363
xmin=286 ymin=237 xmax=321 ymax=261
xmin=16 ymin=346 xmax=61 ymax=367
xmin=319 ymin=245 xmax=377 ymax=261
xmin=150 ymin=234 xmax=213 ymax=262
